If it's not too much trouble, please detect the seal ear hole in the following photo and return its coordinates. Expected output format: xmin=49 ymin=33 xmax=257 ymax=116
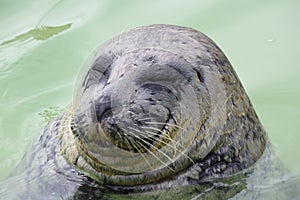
xmin=196 ymin=71 xmax=205 ymax=83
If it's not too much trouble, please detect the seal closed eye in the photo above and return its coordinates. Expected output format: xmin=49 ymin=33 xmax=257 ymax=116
xmin=3 ymin=24 xmax=267 ymax=199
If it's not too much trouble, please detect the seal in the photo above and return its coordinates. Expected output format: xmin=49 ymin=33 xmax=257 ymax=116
xmin=1 ymin=24 xmax=267 ymax=199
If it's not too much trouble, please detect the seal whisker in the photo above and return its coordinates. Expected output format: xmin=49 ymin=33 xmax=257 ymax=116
xmin=144 ymin=132 xmax=195 ymax=164
xmin=136 ymin=118 xmax=152 ymax=122
xmin=60 ymin=105 xmax=73 ymax=115
xmin=145 ymin=121 xmax=186 ymax=131
xmin=127 ymin=127 xmax=174 ymax=165
xmin=128 ymin=127 xmax=184 ymax=165
xmin=132 ymin=125 xmax=181 ymax=149
xmin=127 ymin=111 xmax=152 ymax=123
xmin=129 ymin=126 xmax=195 ymax=164
xmin=129 ymin=134 xmax=175 ymax=172
xmin=127 ymin=110 xmax=146 ymax=118
xmin=139 ymin=125 xmax=189 ymax=151
xmin=122 ymin=132 xmax=155 ymax=171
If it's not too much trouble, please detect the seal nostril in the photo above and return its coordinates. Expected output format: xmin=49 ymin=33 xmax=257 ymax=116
xmin=94 ymin=94 xmax=113 ymax=122
xmin=100 ymin=108 xmax=113 ymax=121
xmin=196 ymin=70 xmax=204 ymax=83
xmin=95 ymin=104 xmax=113 ymax=123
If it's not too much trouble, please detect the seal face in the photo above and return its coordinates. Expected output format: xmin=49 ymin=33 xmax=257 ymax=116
xmin=68 ymin=49 xmax=204 ymax=186
xmin=59 ymin=24 xmax=266 ymax=190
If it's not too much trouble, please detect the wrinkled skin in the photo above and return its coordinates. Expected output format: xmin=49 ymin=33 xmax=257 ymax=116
xmin=0 ymin=25 xmax=269 ymax=199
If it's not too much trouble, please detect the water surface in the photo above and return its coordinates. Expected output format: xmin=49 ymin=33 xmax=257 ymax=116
xmin=0 ymin=0 xmax=299 ymax=199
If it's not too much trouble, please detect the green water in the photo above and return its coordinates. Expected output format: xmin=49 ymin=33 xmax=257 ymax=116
xmin=0 ymin=0 xmax=299 ymax=199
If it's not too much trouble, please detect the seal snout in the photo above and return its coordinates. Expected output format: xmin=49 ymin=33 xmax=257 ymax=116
xmin=92 ymin=77 xmax=180 ymax=153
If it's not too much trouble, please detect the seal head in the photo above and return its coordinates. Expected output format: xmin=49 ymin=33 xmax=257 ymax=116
xmin=61 ymin=24 xmax=266 ymax=189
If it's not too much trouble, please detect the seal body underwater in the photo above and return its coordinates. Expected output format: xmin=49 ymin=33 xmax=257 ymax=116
xmin=0 ymin=24 xmax=268 ymax=199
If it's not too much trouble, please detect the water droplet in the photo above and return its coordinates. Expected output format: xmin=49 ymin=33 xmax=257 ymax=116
xmin=267 ymin=38 xmax=276 ymax=43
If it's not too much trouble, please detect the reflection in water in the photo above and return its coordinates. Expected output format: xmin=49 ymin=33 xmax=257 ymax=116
xmin=1 ymin=141 xmax=299 ymax=199
xmin=0 ymin=23 xmax=72 ymax=46
xmin=0 ymin=23 xmax=72 ymax=72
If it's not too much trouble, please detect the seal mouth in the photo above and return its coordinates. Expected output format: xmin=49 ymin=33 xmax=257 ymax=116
xmin=99 ymin=110 xmax=176 ymax=153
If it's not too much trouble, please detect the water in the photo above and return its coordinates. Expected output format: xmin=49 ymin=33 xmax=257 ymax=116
xmin=0 ymin=0 xmax=299 ymax=199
